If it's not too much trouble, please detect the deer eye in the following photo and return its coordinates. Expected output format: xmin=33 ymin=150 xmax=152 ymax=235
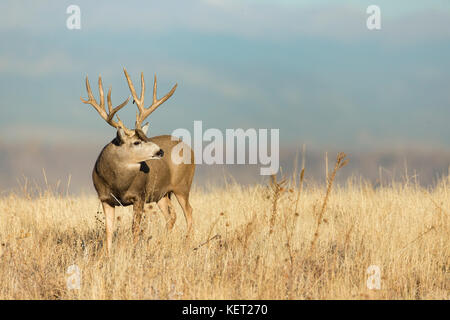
xmin=133 ymin=141 xmax=141 ymax=146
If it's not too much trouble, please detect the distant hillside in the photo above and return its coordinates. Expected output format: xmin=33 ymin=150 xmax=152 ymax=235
xmin=0 ymin=141 xmax=449 ymax=195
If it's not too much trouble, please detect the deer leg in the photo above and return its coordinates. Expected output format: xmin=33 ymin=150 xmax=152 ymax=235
xmin=157 ymin=195 xmax=176 ymax=231
xmin=132 ymin=199 xmax=145 ymax=245
xmin=173 ymin=193 xmax=193 ymax=236
xmin=102 ymin=201 xmax=115 ymax=255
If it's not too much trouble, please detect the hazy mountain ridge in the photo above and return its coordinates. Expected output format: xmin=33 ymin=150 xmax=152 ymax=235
xmin=0 ymin=142 xmax=449 ymax=195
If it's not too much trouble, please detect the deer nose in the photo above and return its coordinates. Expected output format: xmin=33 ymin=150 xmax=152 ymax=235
xmin=156 ymin=149 xmax=164 ymax=158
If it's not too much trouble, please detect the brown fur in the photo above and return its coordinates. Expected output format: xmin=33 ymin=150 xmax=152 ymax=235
xmin=93 ymin=133 xmax=195 ymax=253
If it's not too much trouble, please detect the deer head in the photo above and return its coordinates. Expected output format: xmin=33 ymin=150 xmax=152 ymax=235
xmin=80 ymin=68 xmax=177 ymax=164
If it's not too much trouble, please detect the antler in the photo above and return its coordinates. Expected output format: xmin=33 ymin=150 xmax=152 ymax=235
xmin=123 ymin=68 xmax=177 ymax=130
xmin=80 ymin=75 xmax=133 ymax=136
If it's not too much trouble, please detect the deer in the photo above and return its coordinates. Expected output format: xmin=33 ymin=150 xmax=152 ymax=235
xmin=81 ymin=68 xmax=195 ymax=254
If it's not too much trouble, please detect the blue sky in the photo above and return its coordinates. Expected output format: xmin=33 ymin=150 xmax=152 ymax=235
xmin=0 ymin=0 xmax=449 ymax=150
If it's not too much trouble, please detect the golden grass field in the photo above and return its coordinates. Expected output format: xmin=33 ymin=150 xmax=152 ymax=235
xmin=0 ymin=156 xmax=449 ymax=300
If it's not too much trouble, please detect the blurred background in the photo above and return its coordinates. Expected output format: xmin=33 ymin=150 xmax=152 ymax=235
xmin=0 ymin=0 xmax=449 ymax=193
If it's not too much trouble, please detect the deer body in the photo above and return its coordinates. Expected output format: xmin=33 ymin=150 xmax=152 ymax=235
xmin=94 ymin=134 xmax=194 ymax=207
xmin=81 ymin=68 xmax=195 ymax=254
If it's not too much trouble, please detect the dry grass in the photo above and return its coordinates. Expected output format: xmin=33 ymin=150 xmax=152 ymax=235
xmin=0 ymin=160 xmax=449 ymax=299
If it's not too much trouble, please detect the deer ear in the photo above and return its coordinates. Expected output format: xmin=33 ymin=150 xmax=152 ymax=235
xmin=141 ymin=123 xmax=149 ymax=135
xmin=116 ymin=128 xmax=127 ymax=144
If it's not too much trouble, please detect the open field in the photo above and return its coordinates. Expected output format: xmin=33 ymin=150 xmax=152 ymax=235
xmin=0 ymin=168 xmax=449 ymax=299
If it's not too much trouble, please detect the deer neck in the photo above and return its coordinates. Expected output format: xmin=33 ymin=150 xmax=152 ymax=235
xmin=97 ymin=144 xmax=146 ymax=191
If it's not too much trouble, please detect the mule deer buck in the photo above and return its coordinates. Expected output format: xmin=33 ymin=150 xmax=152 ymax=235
xmin=81 ymin=68 xmax=195 ymax=254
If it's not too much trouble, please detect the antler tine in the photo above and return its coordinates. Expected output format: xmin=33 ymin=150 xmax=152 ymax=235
xmin=81 ymin=74 xmax=133 ymax=135
xmin=106 ymin=88 xmax=133 ymax=136
xmin=123 ymin=68 xmax=177 ymax=129
xmin=80 ymin=75 xmax=107 ymax=120
xmin=140 ymin=72 xmax=145 ymax=106
xmin=106 ymin=87 xmax=130 ymax=122
xmin=84 ymin=76 xmax=95 ymax=100
xmin=153 ymin=74 xmax=157 ymax=104
xmin=123 ymin=68 xmax=144 ymax=109
xmin=144 ymin=74 xmax=177 ymax=119
xmin=98 ymin=76 xmax=105 ymax=109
